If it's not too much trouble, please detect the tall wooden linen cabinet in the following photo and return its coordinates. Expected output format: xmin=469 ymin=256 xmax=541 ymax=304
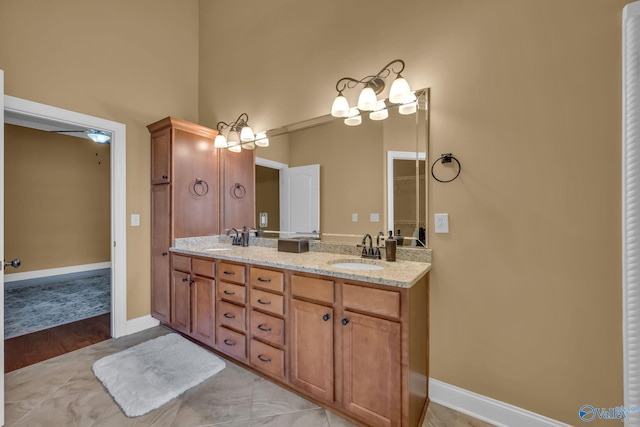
xmin=148 ymin=116 xmax=255 ymax=325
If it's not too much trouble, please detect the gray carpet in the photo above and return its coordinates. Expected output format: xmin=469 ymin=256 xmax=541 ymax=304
xmin=4 ymin=268 xmax=111 ymax=339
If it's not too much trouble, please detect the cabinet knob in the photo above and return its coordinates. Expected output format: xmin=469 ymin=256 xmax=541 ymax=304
xmin=257 ymin=354 xmax=272 ymax=363
xmin=341 ymin=318 xmax=350 ymax=326
xmin=162 ymin=175 xmax=168 ymax=180
xmin=182 ymin=277 xmax=188 ymax=283
xmin=162 ymin=252 xmax=168 ymax=256
xmin=323 ymin=313 xmax=331 ymax=322
xmin=189 ymin=279 xmax=195 ymax=285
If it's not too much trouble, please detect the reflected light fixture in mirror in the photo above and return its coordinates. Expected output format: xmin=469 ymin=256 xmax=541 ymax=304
xmin=214 ymin=112 xmax=269 ymax=152
xmin=87 ymin=130 xmax=111 ymax=144
xmin=330 ymin=59 xmax=415 ymax=125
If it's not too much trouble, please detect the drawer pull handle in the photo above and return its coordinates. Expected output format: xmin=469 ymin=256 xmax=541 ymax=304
xmin=223 ymin=271 xmax=235 ymax=275
xmin=223 ymin=290 xmax=235 ymax=295
xmin=162 ymin=175 xmax=168 ymax=180
xmin=257 ymin=277 xmax=272 ymax=283
xmin=257 ymin=299 xmax=271 ymax=305
xmin=223 ymin=313 xmax=235 ymax=319
xmin=257 ymin=354 xmax=272 ymax=363
xmin=341 ymin=318 xmax=350 ymax=326
xmin=223 ymin=339 xmax=236 ymax=347
xmin=322 ymin=313 xmax=331 ymax=322
xmin=162 ymin=252 xmax=168 ymax=256
xmin=189 ymin=279 xmax=195 ymax=285
xmin=182 ymin=277 xmax=189 ymax=283
xmin=257 ymin=324 xmax=272 ymax=332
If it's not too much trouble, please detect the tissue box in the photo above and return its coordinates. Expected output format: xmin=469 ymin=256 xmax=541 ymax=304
xmin=277 ymin=238 xmax=309 ymax=253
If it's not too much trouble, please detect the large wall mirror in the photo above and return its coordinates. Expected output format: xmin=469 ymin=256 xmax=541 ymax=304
xmin=255 ymin=88 xmax=430 ymax=248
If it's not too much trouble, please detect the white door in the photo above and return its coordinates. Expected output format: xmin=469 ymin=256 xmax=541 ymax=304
xmin=280 ymin=164 xmax=320 ymax=236
xmin=0 ymin=68 xmax=6 ymax=426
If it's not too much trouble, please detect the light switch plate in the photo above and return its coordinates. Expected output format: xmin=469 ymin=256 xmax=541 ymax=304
xmin=131 ymin=214 xmax=140 ymax=227
xmin=434 ymin=213 xmax=449 ymax=233
xmin=259 ymin=212 xmax=268 ymax=227
xmin=352 ymin=213 xmax=358 ymax=222
xmin=370 ymin=213 xmax=380 ymax=223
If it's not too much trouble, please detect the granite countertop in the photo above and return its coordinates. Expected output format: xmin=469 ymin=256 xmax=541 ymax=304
xmin=171 ymin=238 xmax=431 ymax=289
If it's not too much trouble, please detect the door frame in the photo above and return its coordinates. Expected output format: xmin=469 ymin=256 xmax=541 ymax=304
xmin=4 ymin=95 xmax=127 ymax=338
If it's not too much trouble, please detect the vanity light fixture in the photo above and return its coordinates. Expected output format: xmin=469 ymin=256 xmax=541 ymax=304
xmin=330 ymin=59 xmax=416 ymax=125
xmin=214 ymin=113 xmax=269 ymax=151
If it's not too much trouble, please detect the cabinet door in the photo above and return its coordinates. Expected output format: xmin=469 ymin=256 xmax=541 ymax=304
xmin=171 ymin=270 xmax=191 ymax=334
xmin=173 ymin=129 xmax=219 ymax=238
xmin=341 ymin=311 xmax=401 ymax=427
xmin=151 ymin=128 xmax=170 ymax=184
xmin=290 ymin=299 xmax=334 ymax=402
xmin=191 ymin=276 xmax=215 ymax=347
xmin=151 ymin=184 xmax=171 ymax=323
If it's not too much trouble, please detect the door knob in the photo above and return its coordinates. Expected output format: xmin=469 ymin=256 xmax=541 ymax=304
xmin=4 ymin=258 xmax=21 ymax=269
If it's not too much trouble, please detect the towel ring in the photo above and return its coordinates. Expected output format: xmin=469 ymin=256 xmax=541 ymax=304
xmin=232 ymin=183 xmax=246 ymax=199
xmin=431 ymin=153 xmax=461 ymax=183
xmin=193 ymin=178 xmax=209 ymax=196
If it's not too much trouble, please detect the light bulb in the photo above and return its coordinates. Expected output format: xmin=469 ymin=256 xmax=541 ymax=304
xmin=344 ymin=108 xmax=362 ymax=126
xmin=255 ymin=132 xmax=269 ymax=147
xmin=389 ymin=75 xmax=412 ymax=104
xmin=369 ymin=100 xmax=388 ymax=121
xmin=357 ymin=86 xmax=378 ymax=111
xmin=331 ymin=93 xmax=350 ymax=117
xmin=214 ymin=134 xmax=227 ymax=148
xmin=399 ymin=101 xmax=417 ymax=115
xmin=87 ymin=131 xmax=110 ymax=144
xmin=240 ymin=125 xmax=254 ymax=142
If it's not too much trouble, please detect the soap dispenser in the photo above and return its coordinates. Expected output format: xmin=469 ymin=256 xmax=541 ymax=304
xmin=395 ymin=229 xmax=404 ymax=247
xmin=385 ymin=231 xmax=397 ymax=262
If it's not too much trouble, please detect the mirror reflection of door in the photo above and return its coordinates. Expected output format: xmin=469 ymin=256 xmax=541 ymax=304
xmin=393 ymin=159 xmax=426 ymax=245
xmin=255 ymin=165 xmax=280 ymax=233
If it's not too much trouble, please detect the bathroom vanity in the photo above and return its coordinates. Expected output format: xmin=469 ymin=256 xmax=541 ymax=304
xmin=168 ymin=240 xmax=431 ymax=427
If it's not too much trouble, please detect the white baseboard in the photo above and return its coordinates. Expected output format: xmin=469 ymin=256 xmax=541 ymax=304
xmin=125 ymin=315 xmax=160 ymax=336
xmin=429 ymin=378 xmax=571 ymax=427
xmin=4 ymin=262 xmax=112 ymax=283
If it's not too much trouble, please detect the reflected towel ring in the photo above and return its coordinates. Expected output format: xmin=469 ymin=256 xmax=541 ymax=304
xmin=193 ymin=178 xmax=209 ymax=196
xmin=232 ymin=183 xmax=246 ymax=199
xmin=431 ymin=153 xmax=461 ymax=183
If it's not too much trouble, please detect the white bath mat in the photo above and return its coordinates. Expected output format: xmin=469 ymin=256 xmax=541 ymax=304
xmin=93 ymin=333 xmax=225 ymax=417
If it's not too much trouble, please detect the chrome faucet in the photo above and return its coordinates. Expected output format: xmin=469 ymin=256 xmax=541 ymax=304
xmin=227 ymin=228 xmax=242 ymax=245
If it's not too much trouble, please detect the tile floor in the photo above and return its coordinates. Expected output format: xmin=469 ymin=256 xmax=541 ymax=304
xmin=5 ymin=326 xmax=493 ymax=426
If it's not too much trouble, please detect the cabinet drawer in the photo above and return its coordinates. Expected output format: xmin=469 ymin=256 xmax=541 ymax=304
xmin=192 ymin=258 xmax=215 ymax=278
xmin=250 ymin=289 xmax=284 ymax=316
xmin=250 ymin=310 xmax=285 ymax=346
xmin=249 ymin=267 xmax=284 ymax=293
xmin=250 ymin=339 xmax=285 ymax=380
xmin=218 ymin=262 xmax=246 ymax=284
xmin=172 ymin=254 xmax=191 ymax=273
xmin=218 ymin=281 xmax=246 ymax=304
xmin=218 ymin=300 xmax=246 ymax=331
xmin=217 ymin=326 xmax=246 ymax=360
xmin=342 ymin=284 xmax=400 ymax=319
xmin=291 ymin=275 xmax=334 ymax=303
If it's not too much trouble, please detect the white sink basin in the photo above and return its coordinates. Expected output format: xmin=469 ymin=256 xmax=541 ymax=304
xmin=328 ymin=259 xmax=385 ymax=271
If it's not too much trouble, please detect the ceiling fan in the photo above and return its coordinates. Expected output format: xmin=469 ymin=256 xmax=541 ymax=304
xmin=50 ymin=128 xmax=111 ymax=144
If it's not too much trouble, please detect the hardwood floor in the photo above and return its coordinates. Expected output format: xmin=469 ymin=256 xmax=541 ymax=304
xmin=4 ymin=313 xmax=111 ymax=372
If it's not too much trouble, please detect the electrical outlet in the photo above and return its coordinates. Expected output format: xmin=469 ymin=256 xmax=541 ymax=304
xmin=259 ymin=212 xmax=268 ymax=227
xmin=352 ymin=213 xmax=358 ymax=222
xmin=131 ymin=214 xmax=140 ymax=227
xmin=370 ymin=213 xmax=380 ymax=223
xmin=434 ymin=213 xmax=449 ymax=233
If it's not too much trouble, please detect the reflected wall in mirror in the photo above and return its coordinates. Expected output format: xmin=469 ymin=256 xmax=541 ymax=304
xmin=255 ymin=88 xmax=429 ymax=247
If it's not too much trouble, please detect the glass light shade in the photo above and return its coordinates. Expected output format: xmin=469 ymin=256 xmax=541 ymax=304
xmin=228 ymin=144 xmax=242 ymax=153
xmin=244 ymin=141 xmax=256 ymax=150
xmin=331 ymin=94 xmax=350 ymax=117
xmin=226 ymin=131 xmax=241 ymax=152
xmin=240 ymin=125 xmax=254 ymax=142
xmin=369 ymin=100 xmax=388 ymax=121
xmin=357 ymin=86 xmax=378 ymax=111
xmin=389 ymin=75 xmax=412 ymax=104
xmin=255 ymin=132 xmax=269 ymax=147
xmin=87 ymin=131 xmax=110 ymax=144
xmin=214 ymin=134 xmax=228 ymax=148
xmin=399 ymin=101 xmax=417 ymax=115
xmin=344 ymin=108 xmax=362 ymax=126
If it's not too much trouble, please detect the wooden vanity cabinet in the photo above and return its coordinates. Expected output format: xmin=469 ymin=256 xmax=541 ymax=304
xmin=148 ymin=117 xmax=220 ymax=325
xmin=170 ymin=255 xmax=216 ymax=347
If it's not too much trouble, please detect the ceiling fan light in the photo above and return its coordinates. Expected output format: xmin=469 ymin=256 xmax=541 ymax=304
xmin=87 ymin=131 xmax=111 ymax=144
xmin=357 ymin=86 xmax=378 ymax=111
xmin=389 ymin=75 xmax=412 ymax=104
xmin=331 ymin=93 xmax=350 ymax=117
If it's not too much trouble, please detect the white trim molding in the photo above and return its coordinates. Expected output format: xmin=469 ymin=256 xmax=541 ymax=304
xmin=125 ymin=315 xmax=160 ymax=336
xmin=4 ymin=95 xmax=127 ymax=339
xmin=4 ymin=262 xmax=112 ymax=283
xmin=429 ymin=379 xmax=571 ymax=427
xmin=624 ymin=3 xmax=640 ymax=427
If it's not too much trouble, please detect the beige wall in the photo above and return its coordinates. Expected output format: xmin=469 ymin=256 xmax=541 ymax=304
xmin=0 ymin=0 xmax=200 ymax=319
xmin=199 ymin=0 xmax=629 ymax=424
xmin=0 ymin=0 xmax=630 ymax=424
xmin=5 ymin=125 xmax=110 ymax=271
